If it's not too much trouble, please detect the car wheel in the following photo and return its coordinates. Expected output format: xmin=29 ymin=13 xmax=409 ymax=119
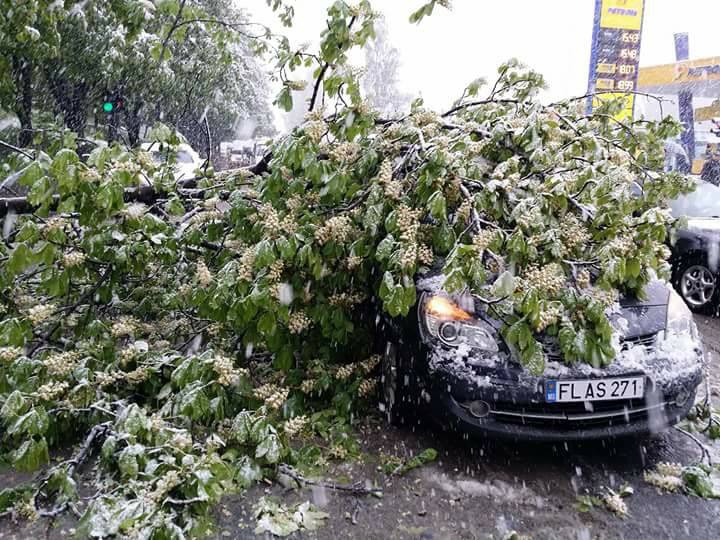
xmin=380 ymin=341 xmax=419 ymax=426
xmin=674 ymin=257 xmax=719 ymax=313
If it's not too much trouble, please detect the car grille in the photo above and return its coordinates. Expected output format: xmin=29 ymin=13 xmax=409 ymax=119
xmin=542 ymin=332 xmax=658 ymax=362
xmin=487 ymin=398 xmax=668 ymax=429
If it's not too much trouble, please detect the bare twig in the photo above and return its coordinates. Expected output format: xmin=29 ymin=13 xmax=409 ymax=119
xmin=674 ymin=426 xmax=713 ymax=466
xmin=278 ymin=464 xmax=382 ymax=497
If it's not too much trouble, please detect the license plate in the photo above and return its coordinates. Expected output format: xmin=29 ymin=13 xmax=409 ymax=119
xmin=545 ymin=377 xmax=644 ymax=403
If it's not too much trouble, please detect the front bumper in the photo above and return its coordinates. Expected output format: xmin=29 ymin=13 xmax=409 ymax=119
xmin=423 ymin=343 xmax=704 ymax=442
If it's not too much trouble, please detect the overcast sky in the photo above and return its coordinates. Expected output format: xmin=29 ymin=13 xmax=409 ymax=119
xmin=243 ymin=0 xmax=720 ymax=112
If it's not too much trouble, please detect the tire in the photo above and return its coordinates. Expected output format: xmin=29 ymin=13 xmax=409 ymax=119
xmin=379 ymin=340 xmax=420 ymax=426
xmin=672 ymin=255 xmax=719 ymax=314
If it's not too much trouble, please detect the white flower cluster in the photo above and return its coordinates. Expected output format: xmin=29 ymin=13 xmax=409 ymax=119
xmin=418 ymin=244 xmax=434 ymax=266
xmin=44 ymin=351 xmax=81 ymax=377
xmin=0 ymin=347 xmax=23 ymax=364
xmin=588 ymin=287 xmax=618 ymax=308
xmin=259 ymin=203 xmax=282 ymax=237
xmin=300 ymin=379 xmax=317 ymax=394
xmin=396 ymin=205 xmax=421 ymax=243
xmin=43 ymin=217 xmax=68 ymax=235
xmin=315 ymin=215 xmax=353 ymax=245
xmin=283 ymin=415 xmax=308 ymax=437
xmin=399 ymin=243 xmax=417 ymax=269
xmin=13 ymin=501 xmax=38 ymax=522
xmin=328 ymin=292 xmax=364 ymax=308
xmin=224 ymin=239 xmax=246 ymax=253
xmin=111 ymin=316 xmax=139 ymax=338
xmin=358 ymin=379 xmax=377 ymax=398
xmin=253 ymin=383 xmax=279 ymax=401
xmin=473 ymin=229 xmax=495 ymax=252
xmin=607 ymin=234 xmax=634 ymax=256
xmin=62 ymin=251 xmax=86 ymax=268
xmin=288 ymin=311 xmax=311 ymax=334
xmin=602 ymin=490 xmax=628 ymax=517
xmin=413 ymin=110 xmax=440 ymax=127
xmin=125 ymin=367 xmax=150 ymax=385
xmin=189 ymin=210 xmax=223 ymax=226
xmin=238 ymin=248 xmax=256 ymax=282
xmin=330 ymin=142 xmax=361 ymax=163
xmin=359 ymin=354 xmax=381 ymax=373
xmin=265 ymin=387 xmax=289 ymax=410
xmin=27 ymin=304 xmax=55 ymax=325
xmin=79 ymin=168 xmax=101 ymax=182
xmin=304 ymin=120 xmax=326 ymax=144
xmin=576 ymin=268 xmax=591 ymax=289
xmin=560 ymin=214 xmax=591 ymax=249
xmin=384 ymin=180 xmax=404 ymax=200
xmin=286 ymin=195 xmax=304 ymax=213
xmin=211 ymin=355 xmax=248 ymax=387
xmin=522 ymin=264 xmax=565 ymax=296
xmin=35 ymin=381 xmax=69 ymax=401
xmin=196 ymin=259 xmax=213 ymax=287
xmin=335 ymin=363 xmax=356 ymax=381
xmin=456 ymin=199 xmax=472 ymax=224
xmin=654 ymin=244 xmax=672 ymax=261
xmin=268 ymin=260 xmax=284 ymax=282
xmin=535 ymin=303 xmax=563 ymax=332
xmin=149 ymin=470 xmax=182 ymax=503
xmin=346 ymin=255 xmax=362 ymax=270
xmin=95 ymin=370 xmax=125 ymax=387
xmin=376 ymin=160 xmax=403 ymax=200
xmin=644 ymin=465 xmax=684 ymax=493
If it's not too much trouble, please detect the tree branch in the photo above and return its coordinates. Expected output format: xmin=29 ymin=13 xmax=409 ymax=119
xmin=0 ymin=139 xmax=34 ymax=160
xmin=308 ymin=15 xmax=357 ymax=112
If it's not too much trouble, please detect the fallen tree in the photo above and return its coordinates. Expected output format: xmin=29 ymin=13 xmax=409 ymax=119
xmin=0 ymin=2 xmax=695 ymax=537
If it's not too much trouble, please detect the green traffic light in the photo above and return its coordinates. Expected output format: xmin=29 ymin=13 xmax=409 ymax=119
xmin=103 ymin=102 xmax=113 ymax=113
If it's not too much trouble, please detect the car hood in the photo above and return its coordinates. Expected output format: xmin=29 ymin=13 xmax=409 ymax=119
xmin=417 ymin=272 xmax=669 ymax=340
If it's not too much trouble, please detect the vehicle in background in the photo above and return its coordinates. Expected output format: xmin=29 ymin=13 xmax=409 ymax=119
xmin=669 ymin=180 xmax=720 ymax=313
xmin=140 ymin=142 xmax=203 ymax=182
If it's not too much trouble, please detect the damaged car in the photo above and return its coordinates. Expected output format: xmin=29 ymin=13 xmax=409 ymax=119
xmin=379 ymin=274 xmax=704 ymax=441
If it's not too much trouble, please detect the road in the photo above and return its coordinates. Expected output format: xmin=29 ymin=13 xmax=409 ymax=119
xmin=2 ymin=315 xmax=720 ymax=540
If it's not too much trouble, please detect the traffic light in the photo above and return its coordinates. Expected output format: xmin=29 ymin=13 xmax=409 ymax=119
xmin=102 ymin=96 xmax=125 ymax=114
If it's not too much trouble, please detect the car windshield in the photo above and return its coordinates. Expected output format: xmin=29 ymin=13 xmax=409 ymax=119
xmin=670 ymin=180 xmax=720 ymax=218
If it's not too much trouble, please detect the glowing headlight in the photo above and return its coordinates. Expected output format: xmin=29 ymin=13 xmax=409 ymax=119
xmin=421 ymin=295 xmax=499 ymax=352
xmin=665 ymin=290 xmax=698 ymax=341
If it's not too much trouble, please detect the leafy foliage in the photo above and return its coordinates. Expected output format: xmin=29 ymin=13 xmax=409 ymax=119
xmin=0 ymin=0 xmax=696 ymax=537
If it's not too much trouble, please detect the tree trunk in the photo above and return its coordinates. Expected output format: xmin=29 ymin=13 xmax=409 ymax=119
xmin=127 ymin=102 xmax=144 ymax=147
xmin=65 ymin=83 xmax=88 ymax=137
xmin=12 ymin=57 xmax=33 ymax=147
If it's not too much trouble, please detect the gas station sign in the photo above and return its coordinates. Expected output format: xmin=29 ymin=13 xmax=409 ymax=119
xmin=587 ymin=0 xmax=646 ymax=120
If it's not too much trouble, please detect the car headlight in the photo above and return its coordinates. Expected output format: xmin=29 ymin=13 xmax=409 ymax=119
xmin=420 ymin=294 xmax=499 ymax=352
xmin=665 ymin=290 xmax=698 ymax=341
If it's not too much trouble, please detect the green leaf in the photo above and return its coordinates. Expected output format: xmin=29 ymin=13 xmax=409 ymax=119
xmin=276 ymin=87 xmax=294 ymax=112
xmin=256 ymin=432 xmax=282 ymax=464
xmin=7 ymin=243 xmax=34 ymax=275
xmin=0 ymin=391 xmax=27 ymax=421
xmin=492 ymin=271 xmax=515 ymax=297
xmin=12 ymin=437 xmax=49 ymax=472
xmin=427 ymin=190 xmax=447 ymax=221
